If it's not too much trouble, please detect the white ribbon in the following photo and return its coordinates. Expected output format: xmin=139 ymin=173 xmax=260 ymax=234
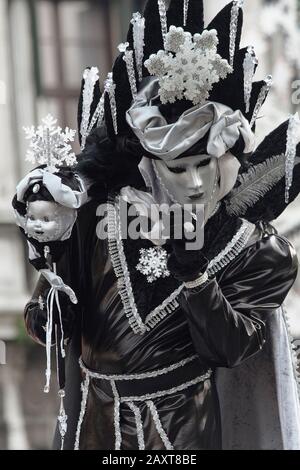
xmin=41 ymin=267 xmax=77 ymax=393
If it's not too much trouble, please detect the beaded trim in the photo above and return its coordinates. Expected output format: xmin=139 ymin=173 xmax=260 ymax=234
xmin=107 ymin=195 xmax=255 ymax=335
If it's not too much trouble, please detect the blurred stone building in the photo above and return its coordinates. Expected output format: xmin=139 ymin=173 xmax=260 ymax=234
xmin=0 ymin=0 xmax=300 ymax=450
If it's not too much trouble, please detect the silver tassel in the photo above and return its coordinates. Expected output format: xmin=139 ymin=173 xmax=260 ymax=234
xmin=183 ymin=0 xmax=189 ymax=27
xmin=243 ymin=46 xmax=258 ymax=113
xmin=158 ymin=0 xmax=168 ymax=45
xmin=285 ymin=112 xmax=300 ymax=203
xmin=229 ymin=0 xmax=244 ymax=67
xmin=131 ymin=12 xmax=145 ymax=82
xmin=80 ymin=67 xmax=99 ymax=150
xmin=57 ymin=389 xmax=68 ymax=450
xmin=118 ymin=42 xmax=137 ymax=99
xmin=104 ymin=72 xmax=118 ymax=135
xmin=250 ymin=75 xmax=273 ymax=127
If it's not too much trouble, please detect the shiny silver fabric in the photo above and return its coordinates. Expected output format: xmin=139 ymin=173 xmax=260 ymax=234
xmin=126 ymin=78 xmax=256 ymax=161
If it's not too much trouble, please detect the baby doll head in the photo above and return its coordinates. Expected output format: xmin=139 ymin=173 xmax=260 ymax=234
xmin=25 ymin=184 xmax=76 ymax=242
xmin=19 ymin=169 xmax=81 ymax=243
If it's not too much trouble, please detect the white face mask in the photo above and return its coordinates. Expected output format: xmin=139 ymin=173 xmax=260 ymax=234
xmin=26 ymin=200 xmax=75 ymax=242
xmin=154 ymin=154 xmax=220 ymax=222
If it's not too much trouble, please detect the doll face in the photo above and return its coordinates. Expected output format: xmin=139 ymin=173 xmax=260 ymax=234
xmin=26 ymin=200 xmax=61 ymax=242
xmin=154 ymin=154 xmax=220 ymax=219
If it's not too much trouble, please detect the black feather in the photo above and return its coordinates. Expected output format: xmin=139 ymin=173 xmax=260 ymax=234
xmin=229 ymin=120 xmax=300 ymax=223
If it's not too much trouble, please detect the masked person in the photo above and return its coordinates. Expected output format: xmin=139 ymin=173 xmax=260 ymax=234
xmin=20 ymin=0 xmax=300 ymax=450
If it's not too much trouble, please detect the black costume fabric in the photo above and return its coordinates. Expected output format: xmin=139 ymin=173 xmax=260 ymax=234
xmin=24 ymin=199 xmax=298 ymax=450
xmin=20 ymin=0 xmax=300 ymax=451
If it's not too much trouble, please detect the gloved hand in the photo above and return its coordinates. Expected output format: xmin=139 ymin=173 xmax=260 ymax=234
xmin=166 ymin=208 xmax=209 ymax=283
xmin=25 ymin=288 xmax=76 ymax=345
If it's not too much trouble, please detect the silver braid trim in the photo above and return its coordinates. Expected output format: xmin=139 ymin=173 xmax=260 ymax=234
xmin=111 ymin=380 xmax=122 ymax=450
xmin=146 ymin=401 xmax=174 ymax=450
xmin=127 ymin=402 xmax=145 ymax=450
xmin=207 ymin=220 xmax=255 ymax=276
xmin=78 ymin=358 xmax=212 ymax=451
xmin=107 ymin=200 xmax=147 ymax=335
xmin=74 ymin=374 xmax=90 ymax=450
xmin=79 ymin=354 xmax=198 ymax=381
xmin=107 ymin=197 xmax=183 ymax=335
xmin=120 ymin=370 xmax=212 ymax=403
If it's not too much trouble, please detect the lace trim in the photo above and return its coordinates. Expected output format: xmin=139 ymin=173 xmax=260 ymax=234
xmin=107 ymin=195 xmax=255 ymax=335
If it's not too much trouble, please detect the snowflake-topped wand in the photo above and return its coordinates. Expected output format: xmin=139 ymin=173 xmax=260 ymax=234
xmin=13 ymin=114 xmax=88 ymax=449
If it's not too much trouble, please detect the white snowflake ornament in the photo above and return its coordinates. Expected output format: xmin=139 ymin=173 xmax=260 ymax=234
xmin=23 ymin=114 xmax=77 ymax=172
xmin=136 ymin=247 xmax=171 ymax=283
xmin=144 ymin=26 xmax=232 ymax=106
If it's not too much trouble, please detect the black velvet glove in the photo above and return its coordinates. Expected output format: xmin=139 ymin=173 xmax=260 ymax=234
xmin=166 ymin=210 xmax=209 ymax=283
xmin=25 ymin=288 xmax=76 ymax=345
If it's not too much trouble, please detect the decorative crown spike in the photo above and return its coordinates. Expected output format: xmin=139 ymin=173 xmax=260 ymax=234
xmin=157 ymin=0 xmax=168 ymax=46
xmin=118 ymin=42 xmax=138 ymax=99
xmin=285 ymin=112 xmax=300 ymax=203
xmin=183 ymin=0 xmax=190 ymax=27
xmin=145 ymin=26 xmax=232 ymax=105
xmin=131 ymin=12 xmax=145 ymax=82
xmin=23 ymin=114 xmax=77 ymax=172
xmin=250 ymin=75 xmax=273 ymax=127
xmin=80 ymin=67 xmax=99 ymax=150
xmin=243 ymin=46 xmax=258 ymax=113
xmin=104 ymin=72 xmax=118 ymax=135
xmin=229 ymin=0 xmax=244 ymax=67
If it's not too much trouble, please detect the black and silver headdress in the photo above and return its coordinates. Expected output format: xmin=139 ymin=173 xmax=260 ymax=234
xmin=77 ymin=0 xmax=300 ymax=223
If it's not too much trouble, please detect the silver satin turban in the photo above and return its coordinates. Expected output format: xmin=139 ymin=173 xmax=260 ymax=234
xmin=126 ymin=78 xmax=256 ymax=162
